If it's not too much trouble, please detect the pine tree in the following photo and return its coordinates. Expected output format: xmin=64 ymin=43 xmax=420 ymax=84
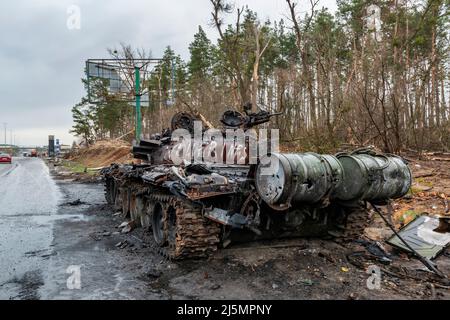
xmin=188 ymin=26 xmax=214 ymax=80
xmin=70 ymin=103 xmax=95 ymax=146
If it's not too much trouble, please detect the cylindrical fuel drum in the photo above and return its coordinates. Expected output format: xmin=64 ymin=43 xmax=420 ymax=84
xmin=255 ymin=153 xmax=344 ymax=209
xmin=334 ymin=153 xmax=412 ymax=202
xmin=321 ymin=154 xmax=345 ymax=195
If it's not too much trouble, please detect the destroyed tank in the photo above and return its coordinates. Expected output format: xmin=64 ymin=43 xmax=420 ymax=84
xmin=101 ymin=104 xmax=412 ymax=259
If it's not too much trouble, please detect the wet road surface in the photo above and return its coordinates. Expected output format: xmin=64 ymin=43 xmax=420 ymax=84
xmin=0 ymin=157 xmax=61 ymax=299
xmin=0 ymin=157 xmax=160 ymax=299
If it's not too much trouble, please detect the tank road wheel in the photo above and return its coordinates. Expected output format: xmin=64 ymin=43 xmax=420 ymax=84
xmin=147 ymin=194 xmax=221 ymax=260
xmin=135 ymin=195 xmax=146 ymax=227
xmin=129 ymin=192 xmax=139 ymax=225
xmin=130 ymin=192 xmax=145 ymax=227
xmin=121 ymin=187 xmax=131 ymax=218
xmin=111 ymin=180 xmax=119 ymax=206
xmin=107 ymin=178 xmax=120 ymax=207
xmin=152 ymin=202 xmax=166 ymax=246
xmin=141 ymin=201 xmax=153 ymax=231
xmin=105 ymin=178 xmax=114 ymax=205
xmin=113 ymin=185 xmax=122 ymax=211
xmin=129 ymin=192 xmax=137 ymax=221
xmin=167 ymin=206 xmax=178 ymax=254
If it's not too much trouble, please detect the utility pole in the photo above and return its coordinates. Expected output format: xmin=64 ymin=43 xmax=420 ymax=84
xmin=10 ymin=129 xmax=12 ymax=145
xmin=135 ymin=66 xmax=141 ymax=142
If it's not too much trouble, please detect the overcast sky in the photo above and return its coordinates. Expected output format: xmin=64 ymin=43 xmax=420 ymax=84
xmin=0 ymin=0 xmax=337 ymax=146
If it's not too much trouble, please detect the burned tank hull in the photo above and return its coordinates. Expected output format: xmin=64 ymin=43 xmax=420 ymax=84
xmin=101 ymin=109 xmax=412 ymax=259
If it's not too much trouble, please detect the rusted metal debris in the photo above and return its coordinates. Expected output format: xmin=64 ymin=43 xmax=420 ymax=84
xmin=387 ymin=215 xmax=450 ymax=260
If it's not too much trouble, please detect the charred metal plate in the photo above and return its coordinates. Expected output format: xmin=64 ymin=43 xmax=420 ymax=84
xmin=387 ymin=215 xmax=450 ymax=259
xmin=204 ymin=208 xmax=247 ymax=228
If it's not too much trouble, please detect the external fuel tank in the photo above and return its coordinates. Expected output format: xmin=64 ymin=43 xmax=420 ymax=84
xmin=255 ymin=152 xmax=412 ymax=208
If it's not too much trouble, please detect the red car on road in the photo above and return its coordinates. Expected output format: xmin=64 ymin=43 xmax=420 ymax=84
xmin=0 ymin=153 xmax=12 ymax=164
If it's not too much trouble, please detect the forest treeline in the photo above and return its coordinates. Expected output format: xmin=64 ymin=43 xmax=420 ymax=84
xmin=71 ymin=0 xmax=450 ymax=153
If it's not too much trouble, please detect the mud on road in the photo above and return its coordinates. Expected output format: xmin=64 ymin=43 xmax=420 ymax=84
xmin=39 ymin=166 xmax=450 ymax=300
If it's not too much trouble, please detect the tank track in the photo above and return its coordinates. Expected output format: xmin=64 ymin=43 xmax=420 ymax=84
xmin=104 ymin=177 xmax=113 ymax=205
xmin=104 ymin=177 xmax=125 ymax=213
xmin=146 ymin=193 xmax=221 ymax=260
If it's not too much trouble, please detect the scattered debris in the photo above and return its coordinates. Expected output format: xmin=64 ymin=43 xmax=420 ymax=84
xmin=298 ymin=278 xmax=313 ymax=286
xmin=115 ymin=240 xmax=129 ymax=249
xmin=63 ymin=199 xmax=85 ymax=206
xmin=121 ymin=224 xmax=132 ymax=234
xmin=116 ymin=221 xmax=136 ymax=234
xmin=355 ymin=239 xmax=392 ymax=264
xmin=372 ymin=203 xmax=447 ymax=278
xmin=434 ymin=216 xmax=450 ymax=233
xmin=318 ymin=251 xmax=336 ymax=263
xmin=40 ymin=252 xmax=57 ymax=258
xmin=210 ymin=284 xmax=221 ymax=290
xmin=387 ymin=215 xmax=450 ymax=260
xmin=118 ymin=222 xmax=129 ymax=228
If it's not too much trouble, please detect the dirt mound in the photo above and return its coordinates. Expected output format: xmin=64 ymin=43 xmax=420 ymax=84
xmin=69 ymin=140 xmax=133 ymax=168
